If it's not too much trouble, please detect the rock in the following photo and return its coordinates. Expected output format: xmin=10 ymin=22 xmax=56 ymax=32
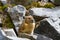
xmin=0 ymin=28 xmax=11 ymax=40
xmin=0 ymin=28 xmax=30 ymax=40
xmin=7 ymin=5 xmax=26 ymax=27
xmin=36 ymin=34 xmax=53 ymax=40
xmin=34 ymin=18 xmax=60 ymax=40
xmin=0 ymin=0 xmax=7 ymax=5
xmin=0 ymin=27 xmax=53 ymax=40
xmin=51 ymin=0 xmax=60 ymax=6
xmin=18 ymin=33 xmax=53 ymax=40
xmin=33 ymin=15 xmax=48 ymax=22
xmin=3 ymin=29 xmax=17 ymax=37
xmin=7 ymin=0 xmax=15 ymax=4
xmin=43 ymin=0 xmax=49 ymax=2
xmin=18 ymin=33 xmax=36 ymax=40
xmin=6 ymin=36 xmax=30 ymax=40
xmin=29 ymin=8 xmax=55 ymax=17
xmin=29 ymin=7 xmax=60 ymax=18
xmin=8 ymin=5 xmax=26 ymax=16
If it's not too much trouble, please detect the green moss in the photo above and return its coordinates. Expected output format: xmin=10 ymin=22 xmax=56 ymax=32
xmin=0 ymin=1 xmax=3 ymax=6
xmin=25 ymin=2 xmax=55 ymax=10
xmin=2 ymin=13 xmax=15 ymax=28
xmin=0 ymin=1 xmax=15 ymax=28
xmin=14 ymin=0 xmax=32 ymax=6
xmin=44 ymin=3 xmax=55 ymax=8
xmin=6 ymin=13 xmax=14 ymax=28
xmin=11 ymin=4 xmax=16 ymax=6
xmin=0 ymin=6 xmax=2 ymax=11
xmin=25 ymin=2 xmax=39 ymax=10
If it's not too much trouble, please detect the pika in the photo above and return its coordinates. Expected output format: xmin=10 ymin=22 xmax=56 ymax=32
xmin=18 ymin=16 xmax=35 ymax=35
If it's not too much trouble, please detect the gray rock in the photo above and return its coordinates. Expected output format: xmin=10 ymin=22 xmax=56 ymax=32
xmin=36 ymin=34 xmax=53 ymax=40
xmin=0 ymin=0 xmax=7 ymax=5
xmin=34 ymin=18 xmax=60 ymax=40
xmin=18 ymin=33 xmax=36 ymax=40
xmin=7 ymin=5 xmax=26 ymax=27
xmin=29 ymin=8 xmax=60 ymax=18
xmin=0 ymin=28 xmax=11 ymax=40
xmin=51 ymin=0 xmax=60 ymax=6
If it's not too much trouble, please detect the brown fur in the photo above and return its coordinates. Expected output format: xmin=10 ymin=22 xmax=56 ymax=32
xmin=18 ymin=16 xmax=35 ymax=34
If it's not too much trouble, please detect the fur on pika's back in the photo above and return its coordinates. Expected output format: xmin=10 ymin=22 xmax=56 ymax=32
xmin=18 ymin=16 xmax=35 ymax=34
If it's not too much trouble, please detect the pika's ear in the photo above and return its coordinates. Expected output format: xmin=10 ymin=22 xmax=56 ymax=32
xmin=23 ymin=16 xmax=25 ymax=19
xmin=25 ymin=10 xmax=30 ymax=16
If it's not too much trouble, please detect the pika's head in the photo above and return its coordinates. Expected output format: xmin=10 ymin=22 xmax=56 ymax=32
xmin=24 ymin=16 xmax=34 ymax=24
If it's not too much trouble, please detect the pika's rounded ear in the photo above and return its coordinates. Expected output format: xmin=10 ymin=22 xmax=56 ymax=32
xmin=23 ymin=16 xmax=25 ymax=19
xmin=25 ymin=10 xmax=30 ymax=16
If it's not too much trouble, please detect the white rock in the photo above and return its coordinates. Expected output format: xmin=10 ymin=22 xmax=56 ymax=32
xmin=29 ymin=7 xmax=60 ymax=18
xmin=8 ymin=5 xmax=26 ymax=16
xmin=7 ymin=5 xmax=26 ymax=27
xmin=7 ymin=36 xmax=30 ymax=40
xmin=0 ymin=0 xmax=7 ymax=5
xmin=45 ymin=18 xmax=60 ymax=33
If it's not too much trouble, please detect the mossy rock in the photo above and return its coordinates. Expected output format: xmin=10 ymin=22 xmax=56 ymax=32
xmin=26 ymin=2 xmax=55 ymax=10
xmin=44 ymin=2 xmax=55 ymax=8
xmin=25 ymin=2 xmax=40 ymax=10
xmin=2 ymin=13 xmax=15 ymax=28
